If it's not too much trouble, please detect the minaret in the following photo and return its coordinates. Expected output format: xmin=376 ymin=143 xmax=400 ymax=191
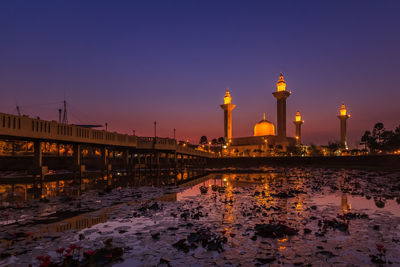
xmin=293 ymin=111 xmax=304 ymax=145
xmin=220 ymin=88 xmax=236 ymax=141
xmin=272 ymin=73 xmax=291 ymax=137
xmin=337 ymin=103 xmax=350 ymax=149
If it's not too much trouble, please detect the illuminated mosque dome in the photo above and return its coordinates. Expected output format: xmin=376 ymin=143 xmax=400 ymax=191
xmin=254 ymin=113 xmax=275 ymax=136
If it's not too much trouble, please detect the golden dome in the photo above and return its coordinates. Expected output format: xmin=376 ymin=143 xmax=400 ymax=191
xmin=254 ymin=113 xmax=275 ymax=136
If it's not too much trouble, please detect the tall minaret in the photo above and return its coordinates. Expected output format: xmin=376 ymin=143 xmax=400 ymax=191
xmin=293 ymin=111 xmax=304 ymax=145
xmin=220 ymin=88 xmax=236 ymax=141
xmin=337 ymin=103 xmax=350 ymax=149
xmin=272 ymin=73 xmax=291 ymax=137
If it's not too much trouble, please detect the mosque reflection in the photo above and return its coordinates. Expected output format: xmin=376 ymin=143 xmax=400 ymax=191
xmin=1 ymin=170 xmax=399 ymax=254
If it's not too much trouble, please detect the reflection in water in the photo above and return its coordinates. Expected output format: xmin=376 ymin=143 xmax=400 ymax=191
xmin=0 ymin=169 xmax=203 ymax=204
xmin=1 ymin=168 xmax=400 ymax=266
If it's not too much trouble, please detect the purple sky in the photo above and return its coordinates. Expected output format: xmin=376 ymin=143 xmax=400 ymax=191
xmin=1 ymin=1 xmax=399 ymax=147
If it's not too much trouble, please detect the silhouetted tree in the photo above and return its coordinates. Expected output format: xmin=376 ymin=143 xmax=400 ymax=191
xmin=308 ymin=144 xmax=323 ymax=156
xmin=372 ymin=122 xmax=385 ymax=146
xmin=327 ymin=141 xmax=341 ymax=156
xmin=199 ymin=136 xmax=208 ymax=145
xmin=360 ymin=130 xmax=371 ymax=150
xmin=360 ymin=123 xmax=400 ymax=153
xmin=217 ymin=137 xmax=226 ymax=145
xmin=286 ymin=145 xmax=302 ymax=156
xmin=211 ymin=138 xmax=218 ymax=146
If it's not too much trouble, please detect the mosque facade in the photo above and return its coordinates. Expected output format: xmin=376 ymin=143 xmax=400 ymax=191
xmin=221 ymin=73 xmax=299 ymax=157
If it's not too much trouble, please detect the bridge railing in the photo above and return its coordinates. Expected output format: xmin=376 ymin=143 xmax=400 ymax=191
xmin=0 ymin=112 xmax=214 ymax=157
xmin=0 ymin=112 xmax=137 ymax=147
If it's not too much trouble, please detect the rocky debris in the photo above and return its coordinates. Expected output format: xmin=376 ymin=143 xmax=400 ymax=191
xmin=2 ymin=168 xmax=400 ymax=266
xmin=318 ymin=218 xmax=348 ymax=232
xmin=199 ymin=185 xmax=208 ymax=194
xmin=173 ymin=228 xmax=227 ymax=253
xmin=34 ymin=239 xmax=123 ymax=267
xmin=370 ymin=244 xmax=388 ymax=264
xmin=338 ymin=212 xmax=368 ymax=220
xmin=270 ymin=189 xmax=305 ymax=198
xmin=255 ymin=221 xmax=298 ymax=238
xmin=255 ymin=256 xmax=276 ymax=264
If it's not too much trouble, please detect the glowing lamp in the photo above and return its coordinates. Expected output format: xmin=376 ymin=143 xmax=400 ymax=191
xmin=295 ymin=111 xmax=302 ymax=122
xmin=224 ymin=88 xmax=231 ymax=104
xmin=276 ymin=73 xmax=286 ymax=92
xmin=339 ymin=103 xmax=347 ymax=116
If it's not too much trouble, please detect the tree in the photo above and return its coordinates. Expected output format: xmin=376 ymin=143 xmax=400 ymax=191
xmin=199 ymin=136 xmax=208 ymax=145
xmin=286 ymin=145 xmax=301 ymax=156
xmin=372 ymin=122 xmax=385 ymax=147
xmin=381 ymin=130 xmax=395 ymax=152
xmin=211 ymin=138 xmax=218 ymax=146
xmin=217 ymin=137 xmax=226 ymax=145
xmin=308 ymin=144 xmax=323 ymax=156
xmin=361 ymin=123 xmax=400 ymax=153
xmin=327 ymin=141 xmax=341 ymax=156
xmin=360 ymin=130 xmax=371 ymax=150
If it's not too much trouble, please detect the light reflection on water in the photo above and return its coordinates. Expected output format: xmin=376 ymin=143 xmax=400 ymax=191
xmin=1 ymin=168 xmax=400 ymax=266
xmin=173 ymin=173 xmax=400 ymax=217
xmin=0 ymin=170 xmax=203 ymax=204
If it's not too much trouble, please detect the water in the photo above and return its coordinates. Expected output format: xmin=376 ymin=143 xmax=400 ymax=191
xmin=1 ymin=167 xmax=400 ymax=266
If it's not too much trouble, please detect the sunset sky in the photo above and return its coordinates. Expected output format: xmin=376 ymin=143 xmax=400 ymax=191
xmin=1 ymin=1 xmax=399 ymax=147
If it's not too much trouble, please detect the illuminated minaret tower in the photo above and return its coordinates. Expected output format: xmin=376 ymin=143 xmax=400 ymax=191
xmin=220 ymin=88 xmax=236 ymax=141
xmin=337 ymin=103 xmax=350 ymax=149
xmin=293 ymin=111 xmax=304 ymax=145
xmin=272 ymin=73 xmax=291 ymax=137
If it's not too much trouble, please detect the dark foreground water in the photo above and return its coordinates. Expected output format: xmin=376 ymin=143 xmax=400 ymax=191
xmin=1 ymin=167 xmax=400 ymax=266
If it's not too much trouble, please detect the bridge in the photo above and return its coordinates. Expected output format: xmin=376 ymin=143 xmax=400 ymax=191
xmin=0 ymin=112 xmax=214 ymax=177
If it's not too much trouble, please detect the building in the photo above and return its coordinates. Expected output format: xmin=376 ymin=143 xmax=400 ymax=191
xmin=223 ymin=73 xmax=297 ymax=157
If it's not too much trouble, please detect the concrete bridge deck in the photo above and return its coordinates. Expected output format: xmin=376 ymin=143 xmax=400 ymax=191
xmin=0 ymin=112 xmax=212 ymax=158
xmin=0 ymin=112 xmax=213 ymax=176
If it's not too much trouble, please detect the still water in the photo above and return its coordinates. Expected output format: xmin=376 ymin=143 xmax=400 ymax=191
xmin=1 ymin=167 xmax=400 ymax=266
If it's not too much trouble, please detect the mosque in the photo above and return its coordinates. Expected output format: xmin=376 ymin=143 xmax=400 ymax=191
xmin=220 ymin=73 xmax=303 ymax=157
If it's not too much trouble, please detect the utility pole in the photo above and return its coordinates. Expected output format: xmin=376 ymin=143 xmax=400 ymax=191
xmin=62 ymin=100 xmax=68 ymax=124
xmin=16 ymin=106 xmax=21 ymax=116
xmin=58 ymin=109 xmax=62 ymax=123
xmin=154 ymin=121 xmax=157 ymax=137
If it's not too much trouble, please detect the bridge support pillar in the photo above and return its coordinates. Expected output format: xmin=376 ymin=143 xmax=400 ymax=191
xmin=156 ymin=152 xmax=160 ymax=185
xmin=32 ymin=141 xmax=46 ymax=177
xmin=33 ymin=141 xmax=42 ymax=168
xmin=101 ymin=147 xmax=110 ymax=175
xmin=123 ymin=149 xmax=129 ymax=174
xmin=73 ymin=144 xmax=85 ymax=177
